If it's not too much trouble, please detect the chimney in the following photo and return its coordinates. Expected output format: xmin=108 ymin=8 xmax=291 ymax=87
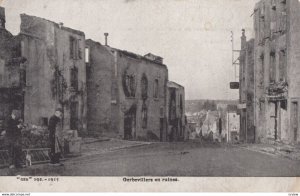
xmin=104 ymin=33 xmax=109 ymax=46
xmin=58 ymin=22 xmax=64 ymax=29
xmin=241 ymin=29 xmax=246 ymax=50
xmin=0 ymin=7 xmax=6 ymax=29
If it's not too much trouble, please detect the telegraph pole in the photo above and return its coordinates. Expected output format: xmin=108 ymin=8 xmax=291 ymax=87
xmin=231 ymin=30 xmax=241 ymax=81
xmin=229 ymin=30 xmax=241 ymax=89
xmin=231 ymin=31 xmax=235 ymax=81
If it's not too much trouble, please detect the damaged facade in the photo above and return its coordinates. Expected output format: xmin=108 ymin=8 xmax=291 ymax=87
xmin=0 ymin=7 xmax=25 ymax=131
xmin=85 ymin=39 xmax=112 ymax=136
xmin=0 ymin=8 xmax=88 ymax=137
xmin=0 ymin=7 xmax=186 ymax=142
xmin=252 ymin=0 xmax=300 ymax=144
xmin=239 ymin=30 xmax=255 ymax=143
xmin=167 ymin=81 xmax=185 ymax=141
xmin=107 ymin=49 xmax=169 ymax=141
xmin=85 ymin=40 xmax=172 ymax=141
xmin=19 ymin=14 xmax=87 ymax=133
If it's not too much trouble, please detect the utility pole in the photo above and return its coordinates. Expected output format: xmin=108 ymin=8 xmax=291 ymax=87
xmin=231 ymin=31 xmax=234 ymax=81
xmin=230 ymin=30 xmax=241 ymax=82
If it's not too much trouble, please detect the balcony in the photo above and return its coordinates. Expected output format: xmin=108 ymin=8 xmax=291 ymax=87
xmin=266 ymin=81 xmax=288 ymax=101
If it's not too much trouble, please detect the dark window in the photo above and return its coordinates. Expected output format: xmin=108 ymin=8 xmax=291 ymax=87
xmin=128 ymin=75 xmax=136 ymax=97
xmin=70 ymin=36 xmax=81 ymax=60
xmin=279 ymin=49 xmax=287 ymax=81
xmin=141 ymin=74 xmax=148 ymax=99
xmin=160 ymin=107 xmax=164 ymax=117
xmin=42 ymin=117 xmax=48 ymax=127
xmin=154 ymin=79 xmax=159 ymax=98
xmin=70 ymin=102 xmax=79 ymax=130
xmin=20 ymin=68 xmax=26 ymax=88
xmin=180 ymin=94 xmax=183 ymax=114
xmin=70 ymin=67 xmax=78 ymax=91
xmin=270 ymin=51 xmax=276 ymax=83
xmin=142 ymin=102 xmax=147 ymax=128
xmin=169 ymin=89 xmax=176 ymax=121
xmin=124 ymin=74 xmax=136 ymax=97
xmin=260 ymin=53 xmax=265 ymax=86
xmin=281 ymin=100 xmax=287 ymax=110
xmin=0 ymin=19 xmax=4 ymax=28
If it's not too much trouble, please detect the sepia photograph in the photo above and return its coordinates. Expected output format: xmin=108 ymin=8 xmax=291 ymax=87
xmin=0 ymin=0 xmax=299 ymax=184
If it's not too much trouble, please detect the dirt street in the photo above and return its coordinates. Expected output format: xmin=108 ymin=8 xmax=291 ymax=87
xmin=1 ymin=141 xmax=300 ymax=176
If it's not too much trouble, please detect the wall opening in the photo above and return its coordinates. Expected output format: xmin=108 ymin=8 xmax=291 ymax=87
xmin=124 ymin=104 xmax=136 ymax=140
xmin=291 ymin=101 xmax=298 ymax=142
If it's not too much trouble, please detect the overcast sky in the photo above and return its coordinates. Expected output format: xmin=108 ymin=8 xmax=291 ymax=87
xmin=1 ymin=0 xmax=258 ymax=100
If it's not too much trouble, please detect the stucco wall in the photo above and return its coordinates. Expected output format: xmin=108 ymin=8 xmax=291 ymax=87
xmin=240 ymin=37 xmax=255 ymax=143
xmin=287 ymin=0 xmax=300 ymax=143
xmin=86 ymin=40 xmax=113 ymax=136
xmin=113 ymin=51 xmax=168 ymax=140
xmin=167 ymin=82 xmax=185 ymax=141
xmin=20 ymin=14 xmax=87 ymax=132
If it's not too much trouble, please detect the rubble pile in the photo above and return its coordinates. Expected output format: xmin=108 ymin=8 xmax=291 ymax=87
xmin=266 ymin=81 xmax=288 ymax=96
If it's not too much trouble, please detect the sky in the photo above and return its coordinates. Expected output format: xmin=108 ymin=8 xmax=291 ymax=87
xmin=0 ymin=0 xmax=259 ymax=100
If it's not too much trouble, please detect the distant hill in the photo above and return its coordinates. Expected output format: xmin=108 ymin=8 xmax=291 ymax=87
xmin=185 ymin=99 xmax=239 ymax=113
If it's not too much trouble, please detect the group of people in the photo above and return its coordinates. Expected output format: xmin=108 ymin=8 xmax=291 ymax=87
xmin=5 ymin=108 xmax=64 ymax=169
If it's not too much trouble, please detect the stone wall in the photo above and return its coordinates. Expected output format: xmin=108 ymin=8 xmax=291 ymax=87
xmin=253 ymin=0 xmax=300 ymax=144
xmin=110 ymin=49 xmax=168 ymax=140
xmin=287 ymin=0 xmax=300 ymax=143
xmin=86 ymin=39 xmax=113 ymax=136
xmin=20 ymin=14 xmax=87 ymax=133
xmin=167 ymin=81 xmax=185 ymax=141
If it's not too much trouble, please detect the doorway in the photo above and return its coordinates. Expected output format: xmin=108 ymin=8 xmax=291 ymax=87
xmin=291 ymin=101 xmax=298 ymax=142
xmin=270 ymin=102 xmax=278 ymax=140
xmin=124 ymin=105 xmax=136 ymax=140
xmin=70 ymin=102 xmax=78 ymax=130
xmin=160 ymin=118 xmax=164 ymax=142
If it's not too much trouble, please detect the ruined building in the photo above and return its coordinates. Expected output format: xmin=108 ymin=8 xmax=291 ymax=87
xmin=0 ymin=7 xmax=186 ymax=142
xmin=167 ymin=81 xmax=185 ymax=141
xmin=239 ymin=30 xmax=255 ymax=143
xmin=0 ymin=7 xmax=88 ymax=134
xmin=107 ymin=47 xmax=168 ymax=141
xmin=253 ymin=0 xmax=300 ymax=144
xmin=0 ymin=7 xmax=26 ymax=131
xmin=85 ymin=37 xmax=170 ymax=140
xmin=85 ymin=39 xmax=113 ymax=136
xmin=19 ymin=14 xmax=88 ymax=132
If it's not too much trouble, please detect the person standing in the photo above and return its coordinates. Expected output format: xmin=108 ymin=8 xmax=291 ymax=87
xmin=6 ymin=110 xmax=24 ymax=169
xmin=48 ymin=108 xmax=63 ymax=166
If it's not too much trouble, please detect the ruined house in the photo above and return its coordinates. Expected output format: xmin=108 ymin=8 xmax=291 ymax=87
xmin=167 ymin=81 xmax=185 ymax=141
xmin=0 ymin=7 xmax=186 ymax=142
xmin=85 ymin=40 xmax=169 ymax=140
xmin=239 ymin=30 xmax=255 ymax=143
xmin=7 ymin=13 xmax=88 ymax=133
xmin=253 ymin=0 xmax=300 ymax=144
xmin=85 ymin=39 xmax=113 ymax=136
xmin=98 ymin=47 xmax=169 ymax=141
xmin=201 ymin=110 xmax=219 ymax=140
xmin=0 ymin=7 xmax=25 ymax=131
xmin=226 ymin=111 xmax=240 ymax=143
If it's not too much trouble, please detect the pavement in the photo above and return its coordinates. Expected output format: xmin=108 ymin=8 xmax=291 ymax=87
xmin=80 ymin=137 xmax=152 ymax=156
xmin=0 ymin=137 xmax=152 ymax=176
xmin=239 ymin=142 xmax=300 ymax=161
xmin=1 ymin=139 xmax=300 ymax=176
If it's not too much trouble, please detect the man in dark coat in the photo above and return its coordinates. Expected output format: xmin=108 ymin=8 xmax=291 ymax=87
xmin=6 ymin=110 xmax=24 ymax=169
xmin=48 ymin=108 xmax=63 ymax=165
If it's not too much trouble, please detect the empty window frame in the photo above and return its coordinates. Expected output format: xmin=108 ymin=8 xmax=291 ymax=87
xmin=153 ymin=79 xmax=159 ymax=98
xmin=142 ymin=102 xmax=148 ymax=128
xmin=70 ymin=36 xmax=82 ymax=60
